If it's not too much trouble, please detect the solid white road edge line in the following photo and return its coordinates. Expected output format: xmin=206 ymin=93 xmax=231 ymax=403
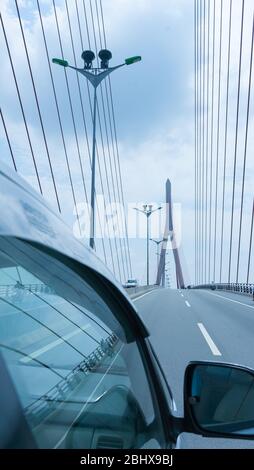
xmin=197 ymin=323 xmax=222 ymax=356
xmin=205 ymin=290 xmax=254 ymax=310
xmin=133 ymin=290 xmax=156 ymax=301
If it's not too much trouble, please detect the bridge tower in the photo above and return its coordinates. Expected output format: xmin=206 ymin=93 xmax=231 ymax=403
xmin=156 ymin=179 xmax=185 ymax=288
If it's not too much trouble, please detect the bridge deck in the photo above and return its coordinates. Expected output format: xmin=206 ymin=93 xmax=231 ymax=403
xmin=134 ymin=288 xmax=254 ymax=449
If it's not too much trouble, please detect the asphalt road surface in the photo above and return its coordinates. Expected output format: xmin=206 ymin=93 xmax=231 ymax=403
xmin=134 ymin=288 xmax=254 ymax=449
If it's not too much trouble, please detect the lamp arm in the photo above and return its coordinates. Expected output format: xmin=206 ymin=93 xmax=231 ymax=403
xmin=134 ymin=208 xmax=146 ymax=215
xmin=70 ymin=63 xmax=125 ymax=87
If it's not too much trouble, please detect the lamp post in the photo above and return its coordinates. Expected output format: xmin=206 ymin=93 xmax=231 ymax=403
xmin=163 ymin=256 xmax=170 ymax=288
xmin=53 ymin=51 xmax=141 ymax=249
xmin=134 ymin=205 xmax=162 ymax=286
xmin=150 ymin=238 xmax=163 ymax=270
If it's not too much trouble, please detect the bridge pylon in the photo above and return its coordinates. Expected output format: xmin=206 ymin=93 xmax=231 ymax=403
xmin=156 ymin=179 xmax=185 ymax=289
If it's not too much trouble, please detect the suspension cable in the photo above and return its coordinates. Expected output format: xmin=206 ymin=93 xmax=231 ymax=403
xmin=95 ymin=0 xmax=129 ymax=277
xmin=77 ymin=0 xmax=123 ymax=274
xmin=213 ymin=0 xmax=223 ymax=282
xmin=247 ymin=199 xmax=254 ymax=284
xmin=205 ymin=0 xmax=210 ymax=283
xmin=197 ymin=0 xmax=201 ymax=283
xmin=208 ymin=0 xmax=216 ymax=283
xmin=228 ymin=0 xmax=245 ymax=282
xmin=198 ymin=0 xmax=202 ymax=285
xmin=82 ymin=0 xmax=124 ymax=281
xmin=52 ymin=0 xmax=89 ymax=207
xmin=194 ymin=0 xmax=198 ymax=284
xmin=0 ymin=13 xmax=42 ymax=193
xmin=64 ymin=0 xmax=108 ymax=261
xmin=198 ymin=0 xmax=202 ymax=284
xmin=98 ymin=0 xmax=133 ymax=278
xmin=36 ymin=0 xmax=82 ymax=235
xmin=76 ymin=0 xmax=120 ymax=274
xmin=15 ymin=0 xmax=61 ymax=212
xmin=219 ymin=0 xmax=233 ymax=283
xmin=91 ymin=0 xmax=128 ymax=282
xmin=0 ymin=108 xmax=17 ymax=171
xmin=73 ymin=0 xmax=115 ymax=268
xmin=236 ymin=9 xmax=254 ymax=282
xmin=200 ymin=0 xmax=204 ymax=283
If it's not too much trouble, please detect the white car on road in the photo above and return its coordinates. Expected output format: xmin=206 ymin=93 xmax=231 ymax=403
xmin=123 ymin=279 xmax=138 ymax=288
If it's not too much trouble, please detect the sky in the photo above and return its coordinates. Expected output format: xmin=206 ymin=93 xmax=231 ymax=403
xmin=1 ymin=0 xmax=254 ymax=286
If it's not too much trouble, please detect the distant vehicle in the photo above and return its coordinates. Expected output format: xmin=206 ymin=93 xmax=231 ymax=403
xmin=1 ymin=162 xmax=254 ymax=448
xmin=123 ymin=279 xmax=138 ymax=288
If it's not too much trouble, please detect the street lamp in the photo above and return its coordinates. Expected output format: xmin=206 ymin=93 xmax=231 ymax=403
xmin=134 ymin=205 xmax=162 ymax=286
xmin=53 ymin=51 xmax=141 ymax=249
xmin=150 ymin=238 xmax=163 ymax=270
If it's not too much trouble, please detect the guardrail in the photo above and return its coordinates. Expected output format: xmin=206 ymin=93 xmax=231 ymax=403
xmin=124 ymin=284 xmax=159 ymax=299
xmin=194 ymin=283 xmax=254 ymax=299
xmin=0 ymin=283 xmax=54 ymax=298
xmin=25 ymin=332 xmax=118 ymax=427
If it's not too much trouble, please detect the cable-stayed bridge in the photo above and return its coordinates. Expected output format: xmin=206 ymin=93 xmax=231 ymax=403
xmin=1 ymin=0 xmax=254 ymax=449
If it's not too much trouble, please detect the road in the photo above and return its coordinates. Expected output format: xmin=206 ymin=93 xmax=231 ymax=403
xmin=134 ymin=288 xmax=254 ymax=448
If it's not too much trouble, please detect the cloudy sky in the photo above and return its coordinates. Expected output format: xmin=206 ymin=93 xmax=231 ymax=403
xmin=1 ymin=0 xmax=254 ymax=286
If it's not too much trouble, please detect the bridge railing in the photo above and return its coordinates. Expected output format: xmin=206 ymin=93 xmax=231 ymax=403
xmin=0 ymin=283 xmax=54 ymax=298
xmin=194 ymin=283 xmax=254 ymax=299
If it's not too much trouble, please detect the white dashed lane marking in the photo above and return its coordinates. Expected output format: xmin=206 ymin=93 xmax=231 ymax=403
xmin=197 ymin=323 xmax=222 ymax=356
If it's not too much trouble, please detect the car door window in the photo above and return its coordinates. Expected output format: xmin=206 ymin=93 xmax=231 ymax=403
xmin=0 ymin=236 xmax=164 ymax=449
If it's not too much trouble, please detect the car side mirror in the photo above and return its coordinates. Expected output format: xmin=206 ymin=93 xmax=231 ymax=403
xmin=183 ymin=361 xmax=254 ymax=439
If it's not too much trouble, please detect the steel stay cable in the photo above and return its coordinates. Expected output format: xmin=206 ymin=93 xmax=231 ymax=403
xmin=95 ymin=0 xmax=130 ymax=279
xmin=82 ymin=0 xmax=123 ymax=280
xmin=75 ymin=0 xmax=119 ymax=273
xmin=213 ymin=0 xmax=223 ymax=282
xmin=65 ymin=0 xmax=108 ymax=260
xmin=236 ymin=9 xmax=254 ymax=282
xmin=75 ymin=0 xmax=119 ymax=272
xmin=52 ymin=0 xmax=89 ymax=209
xmin=201 ymin=0 xmax=206 ymax=283
xmin=15 ymin=0 xmax=61 ymax=212
xmin=37 ymin=0 xmax=82 ymax=235
xmin=228 ymin=0 xmax=245 ymax=282
xmin=208 ymin=0 xmax=216 ymax=283
xmin=205 ymin=0 xmax=210 ymax=283
xmin=90 ymin=0 xmax=128 ymax=282
xmin=247 ymin=199 xmax=254 ymax=284
xmin=194 ymin=0 xmax=198 ymax=284
xmin=0 ymin=14 xmax=42 ymax=194
xmin=219 ymin=0 xmax=233 ymax=283
xmin=0 ymin=108 xmax=17 ymax=171
xmin=98 ymin=0 xmax=133 ymax=277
